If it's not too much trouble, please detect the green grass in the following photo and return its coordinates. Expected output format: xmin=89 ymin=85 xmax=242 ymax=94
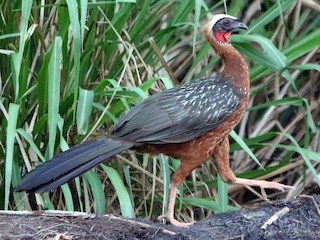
xmin=0 ymin=0 xmax=319 ymax=223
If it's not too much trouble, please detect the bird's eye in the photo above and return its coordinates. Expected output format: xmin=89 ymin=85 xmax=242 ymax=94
xmin=224 ymin=20 xmax=230 ymax=26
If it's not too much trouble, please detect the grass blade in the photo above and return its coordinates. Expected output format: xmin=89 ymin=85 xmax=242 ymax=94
xmin=284 ymin=28 xmax=320 ymax=61
xmin=80 ymin=0 xmax=88 ymax=43
xmin=101 ymin=164 xmax=134 ymax=218
xmin=66 ymin=0 xmax=81 ymax=111
xmin=182 ymin=197 xmax=238 ymax=212
xmin=5 ymin=103 xmax=19 ymax=210
xmin=61 ymin=185 xmax=74 ymax=211
xmin=48 ymin=37 xmax=62 ymax=158
xmin=233 ymin=34 xmax=288 ymax=73
xmin=77 ymin=88 xmax=94 ymax=134
xmin=230 ymin=131 xmax=263 ymax=169
xmin=83 ymin=171 xmax=106 ymax=214
xmin=288 ymin=64 xmax=320 ymax=72
xmin=159 ymin=155 xmax=170 ymax=216
xmin=245 ymin=0 xmax=296 ymax=34
xmin=16 ymin=128 xmax=46 ymax=162
xmin=217 ymin=175 xmax=228 ymax=213
xmin=11 ymin=0 xmax=32 ymax=100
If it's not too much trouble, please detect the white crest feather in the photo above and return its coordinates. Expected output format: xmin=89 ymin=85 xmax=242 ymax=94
xmin=205 ymin=14 xmax=237 ymax=32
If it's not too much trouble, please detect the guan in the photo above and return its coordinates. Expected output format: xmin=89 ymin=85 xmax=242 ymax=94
xmin=15 ymin=14 xmax=293 ymax=227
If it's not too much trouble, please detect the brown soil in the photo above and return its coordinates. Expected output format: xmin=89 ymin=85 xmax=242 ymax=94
xmin=1 ymin=195 xmax=320 ymax=240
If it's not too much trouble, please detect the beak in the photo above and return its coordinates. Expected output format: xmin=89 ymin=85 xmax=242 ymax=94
xmin=231 ymin=20 xmax=248 ymax=31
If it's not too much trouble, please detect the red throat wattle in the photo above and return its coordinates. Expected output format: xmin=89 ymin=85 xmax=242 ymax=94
xmin=214 ymin=31 xmax=231 ymax=43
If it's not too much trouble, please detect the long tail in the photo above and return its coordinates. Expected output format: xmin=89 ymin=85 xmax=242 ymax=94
xmin=15 ymin=137 xmax=134 ymax=193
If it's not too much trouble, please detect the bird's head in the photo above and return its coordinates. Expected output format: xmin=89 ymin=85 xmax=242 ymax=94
xmin=204 ymin=14 xmax=247 ymax=45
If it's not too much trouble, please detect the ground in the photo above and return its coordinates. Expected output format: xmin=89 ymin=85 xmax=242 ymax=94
xmin=1 ymin=195 xmax=320 ymax=240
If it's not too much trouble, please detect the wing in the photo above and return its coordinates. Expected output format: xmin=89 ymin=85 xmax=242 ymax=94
xmin=112 ymin=77 xmax=240 ymax=144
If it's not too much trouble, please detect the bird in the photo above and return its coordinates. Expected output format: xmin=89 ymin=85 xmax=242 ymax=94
xmin=15 ymin=14 xmax=293 ymax=227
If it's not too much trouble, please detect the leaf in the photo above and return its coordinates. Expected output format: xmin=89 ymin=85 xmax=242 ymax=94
xmin=57 ymin=115 xmax=69 ymax=151
xmin=182 ymin=197 xmax=238 ymax=212
xmin=159 ymin=76 xmax=175 ymax=89
xmin=158 ymin=155 xmax=170 ymax=215
xmin=248 ymin=97 xmax=316 ymax=134
xmin=233 ymin=34 xmax=288 ymax=73
xmin=83 ymin=170 xmax=106 ymax=214
xmin=230 ymin=131 xmax=264 ymax=170
xmin=284 ymin=28 xmax=320 ymax=61
xmin=16 ymin=128 xmax=46 ymax=162
xmin=61 ymin=184 xmax=74 ymax=211
xmin=217 ymin=175 xmax=228 ymax=213
xmin=101 ymin=164 xmax=134 ymax=218
xmin=233 ymin=34 xmax=297 ymax=90
xmin=288 ymin=64 xmax=320 ymax=72
xmin=48 ymin=37 xmax=62 ymax=158
xmin=80 ymin=0 xmax=88 ymax=43
xmin=5 ymin=103 xmax=20 ymax=210
xmin=66 ymin=0 xmax=81 ymax=110
xmin=249 ymin=96 xmax=303 ymax=110
xmin=265 ymin=132 xmax=320 ymax=186
xmin=11 ymin=0 xmax=32 ymax=101
xmin=77 ymin=88 xmax=94 ymax=134
xmin=193 ymin=0 xmax=202 ymax=56
xmin=245 ymin=0 xmax=296 ymax=34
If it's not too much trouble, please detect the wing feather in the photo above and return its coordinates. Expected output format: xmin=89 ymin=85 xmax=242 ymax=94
xmin=112 ymin=77 xmax=240 ymax=144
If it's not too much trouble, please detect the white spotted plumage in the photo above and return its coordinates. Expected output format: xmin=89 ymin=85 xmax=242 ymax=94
xmin=112 ymin=76 xmax=240 ymax=144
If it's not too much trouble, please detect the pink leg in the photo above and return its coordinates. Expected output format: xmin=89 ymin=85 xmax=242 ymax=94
xmin=212 ymin=138 xmax=294 ymax=197
xmin=157 ymin=157 xmax=205 ymax=227
xmin=157 ymin=183 xmax=194 ymax=227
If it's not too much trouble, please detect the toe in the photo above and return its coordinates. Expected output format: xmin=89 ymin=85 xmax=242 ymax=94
xmin=157 ymin=214 xmax=194 ymax=227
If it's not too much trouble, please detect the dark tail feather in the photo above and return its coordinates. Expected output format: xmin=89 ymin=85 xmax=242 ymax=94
xmin=15 ymin=137 xmax=134 ymax=193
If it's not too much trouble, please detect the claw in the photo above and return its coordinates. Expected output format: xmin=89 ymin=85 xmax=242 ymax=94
xmin=234 ymin=178 xmax=294 ymax=198
xmin=158 ymin=213 xmax=194 ymax=227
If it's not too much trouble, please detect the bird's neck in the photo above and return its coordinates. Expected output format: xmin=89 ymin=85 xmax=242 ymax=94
xmin=220 ymin=45 xmax=249 ymax=96
xmin=206 ymin=35 xmax=250 ymax=97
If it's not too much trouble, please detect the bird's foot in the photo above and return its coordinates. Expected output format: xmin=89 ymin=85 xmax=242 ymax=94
xmin=233 ymin=178 xmax=294 ymax=198
xmin=157 ymin=213 xmax=194 ymax=227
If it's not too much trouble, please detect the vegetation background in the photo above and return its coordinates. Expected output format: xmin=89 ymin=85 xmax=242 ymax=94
xmin=0 ymin=0 xmax=319 ymax=224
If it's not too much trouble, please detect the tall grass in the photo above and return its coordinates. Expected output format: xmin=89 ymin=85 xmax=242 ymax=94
xmin=0 ymin=0 xmax=319 ymax=223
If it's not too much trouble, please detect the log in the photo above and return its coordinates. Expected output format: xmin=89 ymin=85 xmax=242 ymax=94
xmin=1 ymin=195 xmax=320 ymax=239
